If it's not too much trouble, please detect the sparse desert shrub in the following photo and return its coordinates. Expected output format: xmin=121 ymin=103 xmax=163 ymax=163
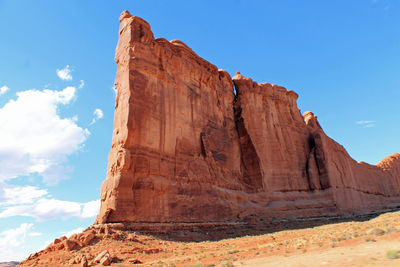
xmin=337 ymin=233 xmax=352 ymax=241
xmin=228 ymin=249 xmax=240 ymax=254
xmin=367 ymin=228 xmax=385 ymax=236
xmin=364 ymin=236 xmax=376 ymax=242
xmin=386 ymin=250 xmax=399 ymax=259
xmin=221 ymin=261 xmax=234 ymax=267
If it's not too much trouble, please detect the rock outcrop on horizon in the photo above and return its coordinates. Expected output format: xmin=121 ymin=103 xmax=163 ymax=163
xmin=96 ymin=11 xmax=400 ymax=225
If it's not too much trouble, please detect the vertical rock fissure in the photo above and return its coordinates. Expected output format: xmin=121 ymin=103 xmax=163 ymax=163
xmin=233 ymin=83 xmax=263 ymax=192
xmin=305 ymin=136 xmax=317 ymax=191
xmin=200 ymin=132 xmax=207 ymax=158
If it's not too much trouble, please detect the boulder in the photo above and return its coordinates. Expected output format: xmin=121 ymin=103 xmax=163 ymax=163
xmin=81 ymin=255 xmax=88 ymax=267
xmin=94 ymin=250 xmax=109 ymax=263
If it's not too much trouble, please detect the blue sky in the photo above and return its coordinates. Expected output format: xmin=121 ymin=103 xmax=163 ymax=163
xmin=0 ymin=0 xmax=399 ymax=261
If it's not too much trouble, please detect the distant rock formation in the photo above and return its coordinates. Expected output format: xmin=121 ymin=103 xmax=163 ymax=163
xmin=96 ymin=11 xmax=400 ymax=224
xmin=0 ymin=262 xmax=19 ymax=267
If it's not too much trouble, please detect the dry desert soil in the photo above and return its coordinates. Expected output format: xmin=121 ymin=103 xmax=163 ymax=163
xmin=19 ymin=210 xmax=400 ymax=267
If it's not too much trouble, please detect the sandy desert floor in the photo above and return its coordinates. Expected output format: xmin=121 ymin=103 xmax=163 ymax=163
xmin=19 ymin=210 xmax=400 ymax=267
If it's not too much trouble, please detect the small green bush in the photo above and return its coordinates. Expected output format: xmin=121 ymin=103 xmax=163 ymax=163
xmin=386 ymin=250 xmax=399 ymax=259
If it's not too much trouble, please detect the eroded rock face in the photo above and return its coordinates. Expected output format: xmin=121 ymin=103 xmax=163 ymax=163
xmin=96 ymin=11 xmax=400 ymax=224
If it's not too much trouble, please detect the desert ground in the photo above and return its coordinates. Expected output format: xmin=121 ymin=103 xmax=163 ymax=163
xmin=18 ymin=210 xmax=400 ymax=267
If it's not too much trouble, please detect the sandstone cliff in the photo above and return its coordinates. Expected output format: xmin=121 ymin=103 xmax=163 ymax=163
xmin=96 ymin=11 xmax=400 ymax=224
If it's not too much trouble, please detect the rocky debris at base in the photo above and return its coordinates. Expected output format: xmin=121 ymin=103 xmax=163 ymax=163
xmin=94 ymin=250 xmax=112 ymax=265
xmin=81 ymin=255 xmax=88 ymax=267
xmin=42 ymin=229 xmax=97 ymax=253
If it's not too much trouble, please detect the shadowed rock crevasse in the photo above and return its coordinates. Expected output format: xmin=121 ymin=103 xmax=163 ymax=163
xmin=96 ymin=10 xmax=400 ymax=225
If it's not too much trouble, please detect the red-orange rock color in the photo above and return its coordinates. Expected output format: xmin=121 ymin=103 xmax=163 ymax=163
xmin=96 ymin=10 xmax=400 ymax=225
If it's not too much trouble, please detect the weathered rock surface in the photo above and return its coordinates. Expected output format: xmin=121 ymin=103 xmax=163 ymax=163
xmin=96 ymin=10 xmax=400 ymax=225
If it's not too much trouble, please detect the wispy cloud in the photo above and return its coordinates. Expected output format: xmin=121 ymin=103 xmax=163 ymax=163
xmin=0 ymin=185 xmax=47 ymax=205
xmin=356 ymin=120 xmax=375 ymax=124
xmin=0 ymin=223 xmax=33 ymax=261
xmin=356 ymin=120 xmax=376 ymax=128
xmin=90 ymin=108 xmax=104 ymax=125
xmin=0 ymin=85 xmax=9 ymax=95
xmin=56 ymin=65 xmax=73 ymax=81
xmin=78 ymin=80 xmax=85 ymax=89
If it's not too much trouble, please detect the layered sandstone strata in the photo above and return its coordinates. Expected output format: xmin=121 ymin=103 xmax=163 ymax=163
xmin=96 ymin=11 xmax=400 ymax=224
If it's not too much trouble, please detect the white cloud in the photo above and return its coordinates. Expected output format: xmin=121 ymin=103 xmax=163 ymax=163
xmin=356 ymin=120 xmax=376 ymax=128
xmin=0 ymin=85 xmax=9 ymax=95
xmin=28 ymin=232 xmax=42 ymax=237
xmin=90 ymin=108 xmax=104 ymax=125
xmin=94 ymin=108 xmax=103 ymax=119
xmin=363 ymin=123 xmax=376 ymax=128
xmin=356 ymin=120 xmax=375 ymax=124
xmin=0 ymin=184 xmax=47 ymax=205
xmin=56 ymin=65 xmax=73 ymax=81
xmin=0 ymin=183 xmax=99 ymax=220
xmin=0 ymin=86 xmax=89 ymax=184
xmin=0 ymin=198 xmax=81 ymax=221
xmin=79 ymin=80 xmax=85 ymax=89
xmin=0 ymin=223 xmax=33 ymax=247
xmin=0 ymin=195 xmax=99 ymax=221
xmin=63 ymin=227 xmax=85 ymax=238
xmin=0 ymin=223 xmax=33 ymax=261
xmin=81 ymin=199 xmax=100 ymax=219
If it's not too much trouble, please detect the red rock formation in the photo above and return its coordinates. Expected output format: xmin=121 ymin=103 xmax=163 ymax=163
xmin=378 ymin=153 xmax=400 ymax=178
xmin=96 ymin=11 xmax=400 ymax=224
